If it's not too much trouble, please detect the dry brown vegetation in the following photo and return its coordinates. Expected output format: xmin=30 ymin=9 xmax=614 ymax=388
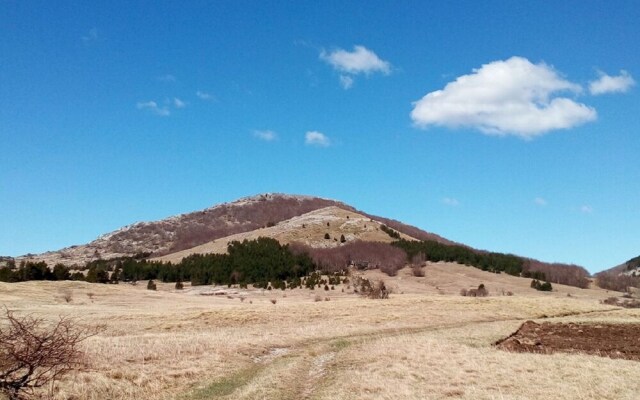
xmin=0 ymin=310 xmax=99 ymax=400
xmin=1 ymin=261 xmax=638 ymax=400
xmin=596 ymin=271 xmax=640 ymax=292
xmin=523 ymin=259 xmax=590 ymax=289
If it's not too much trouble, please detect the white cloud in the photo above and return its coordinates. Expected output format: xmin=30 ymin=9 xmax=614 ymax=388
xmin=534 ymin=197 xmax=548 ymax=206
xmin=589 ymin=70 xmax=635 ymax=95
xmin=173 ymin=98 xmax=186 ymax=109
xmin=321 ymin=45 xmax=391 ymax=75
xmin=253 ymin=130 xmax=278 ymax=142
xmin=339 ymin=75 xmax=354 ymax=89
xmin=136 ymin=101 xmax=170 ymax=116
xmin=82 ymin=28 xmax=98 ymax=44
xmin=320 ymin=45 xmax=391 ymax=89
xmin=305 ymin=131 xmax=330 ymax=147
xmin=196 ymin=90 xmax=215 ymax=101
xmin=410 ymin=56 xmax=597 ymax=138
xmin=580 ymin=205 xmax=594 ymax=214
xmin=442 ymin=197 xmax=460 ymax=207
xmin=157 ymin=74 xmax=176 ymax=82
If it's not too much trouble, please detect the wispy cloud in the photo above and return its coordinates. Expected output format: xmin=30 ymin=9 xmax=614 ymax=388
xmin=534 ymin=197 xmax=548 ymax=206
xmin=82 ymin=28 xmax=98 ymax=44
xmin=173 ymin=98 xmax=186 ymax=109
xmin=305 ymin=131 xmax=330 ymax=147
xmin=442 ymin=197 xmax=460 ymax=207
xmin=196 ymin=90 xmax=215 ymax=101
xmin=253 ymin=130 xmax=278 ymax=142
xmin=136 ymin=101 xmax=170 ymax=116
xmin=157 ymin=74 xmax=176 ymax=82
xmin=339 ymin=75 xmax=354 ymax=89
xmin=580 ymin=205 xmax=594 ymax=214
xmin=410 ymin=57 xmax=597 ymax=139
xmin=320 ymin=45 xmax=391 ymax=89
xmin=589 ymin=70 xmax=635 ymax=95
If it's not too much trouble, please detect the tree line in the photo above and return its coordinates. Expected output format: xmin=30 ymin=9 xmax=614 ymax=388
xmin=1 ymin=236 xmax=599 ymax=290
xmin=392 ymin=239 xmax=524 ymax=276
xmin=0 ymin=238 xmax=317 ymax=288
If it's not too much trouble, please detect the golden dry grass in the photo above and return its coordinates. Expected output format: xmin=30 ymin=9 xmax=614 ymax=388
xmin=1 ymin=264 xmax=638 ymax=400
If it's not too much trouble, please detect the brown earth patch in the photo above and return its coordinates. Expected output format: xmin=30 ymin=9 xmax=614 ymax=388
xmin=496 ymin=321 xmax=640 ymax=361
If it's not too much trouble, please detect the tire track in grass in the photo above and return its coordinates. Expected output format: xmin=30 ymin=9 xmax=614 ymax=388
xmin=183 ymin=307 xmax=625 ymax=399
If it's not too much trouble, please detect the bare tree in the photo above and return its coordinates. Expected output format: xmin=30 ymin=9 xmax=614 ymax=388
xmin=0 ymin=309 xmax=99 ymax=400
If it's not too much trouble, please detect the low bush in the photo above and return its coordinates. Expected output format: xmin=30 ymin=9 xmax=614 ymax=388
xmin=461 ymin=284 xmax=489 ymax=297
xmin=531 ymin=279 xmax=552 ymax=291
xmin=411 ymin=265 xmax=425 ymax=277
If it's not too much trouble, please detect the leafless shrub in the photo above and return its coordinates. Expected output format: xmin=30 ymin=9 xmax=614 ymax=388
xmin=354 ymin=277 xmax=389 ymax=299
xmin=324 ymin=297 xmax=330 ymax=301
xmin=314 ymin=295 xmax=322 ymax=302
xmin=461 ymin=284 xmax=488 ymax=297
xmin=411 ymin=265 xmax=425 ymax=277
xmin=0 ymin=309 xmax=100 ymax=400
xmin=59 ymin=289 xmax=73 ymax=303
xmin=86 ymin=292 xmax=94 ymax=301
xmin=380 ymin=264 xmax=400 ymax=277
xmin=601 ymin=296 xmax=640 ymax=308
xmin=269 ymin=299 xmax=277 ymax=305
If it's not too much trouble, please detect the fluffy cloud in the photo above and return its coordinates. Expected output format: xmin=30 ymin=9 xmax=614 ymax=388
xmin=196 ymin=90 xmax=215 ymax=101
xmin=136 ymin=101 xmax=170 ymax=116
xmin=305 ymin=131 xmax=330 ymax=147
xmin=253 ymin=130 xmax=277 ymax=141
xmin=410 ymin=57 xmax=597 ymax=138
xmin=321 ymin=45 xmax=391 ymax=75
xmin=589 ymin=70 xmax=635 ymax=95
xmin=321 ymin=45 xmax=391 ymax=89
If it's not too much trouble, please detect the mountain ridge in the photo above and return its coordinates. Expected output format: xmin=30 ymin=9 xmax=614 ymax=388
xmin=15 ymin=193 xmax=451 ymax=267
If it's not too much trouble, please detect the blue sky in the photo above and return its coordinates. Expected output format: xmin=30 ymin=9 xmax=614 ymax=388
xmin=2 ymin=1 xmax=639 ymax=273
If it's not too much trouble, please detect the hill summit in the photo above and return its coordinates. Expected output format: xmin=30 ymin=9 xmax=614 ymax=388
xmin=17 ymin=193 xmax=450 ymax=266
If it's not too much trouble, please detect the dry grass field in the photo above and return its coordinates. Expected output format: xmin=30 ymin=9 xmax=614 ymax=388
xmin=1 ymin=262 xmax=639 ymax=400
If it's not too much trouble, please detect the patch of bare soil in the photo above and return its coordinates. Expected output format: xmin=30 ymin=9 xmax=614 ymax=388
xmin=496 ymin=321 xmax=640 ymax=361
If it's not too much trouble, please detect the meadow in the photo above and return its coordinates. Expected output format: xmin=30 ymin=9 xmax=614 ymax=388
xmin=1 ymin=262 xmax=638 ymax=399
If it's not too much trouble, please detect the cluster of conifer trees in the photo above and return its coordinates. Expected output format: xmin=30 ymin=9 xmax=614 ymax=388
xmin=392 ymin=239 xmax=524 ymax=276
xmin=0 ymin=238 xmax=316 ymax=288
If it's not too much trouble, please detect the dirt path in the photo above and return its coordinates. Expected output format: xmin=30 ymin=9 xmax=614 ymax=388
xmin=183 ymin=307 xmax=629 ymax=400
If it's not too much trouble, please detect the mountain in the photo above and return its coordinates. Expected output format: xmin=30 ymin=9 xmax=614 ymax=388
xmin=17 ymin=193 xmax=452 ymax=267
xmin=601 ymin=255 xmax=640 ymax=276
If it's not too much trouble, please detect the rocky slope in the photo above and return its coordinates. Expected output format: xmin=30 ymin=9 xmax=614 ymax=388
xmin=16 ymin=193 xmax=450 ymax=267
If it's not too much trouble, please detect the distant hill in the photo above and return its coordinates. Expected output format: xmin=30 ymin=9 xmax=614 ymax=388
xmin=601 ymin=255 xmax=640 ymax=276
xmin=10 ymin=192 xmax=595 ymax=289
xmin=16 ymin=193 xmax=452 ymax=267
